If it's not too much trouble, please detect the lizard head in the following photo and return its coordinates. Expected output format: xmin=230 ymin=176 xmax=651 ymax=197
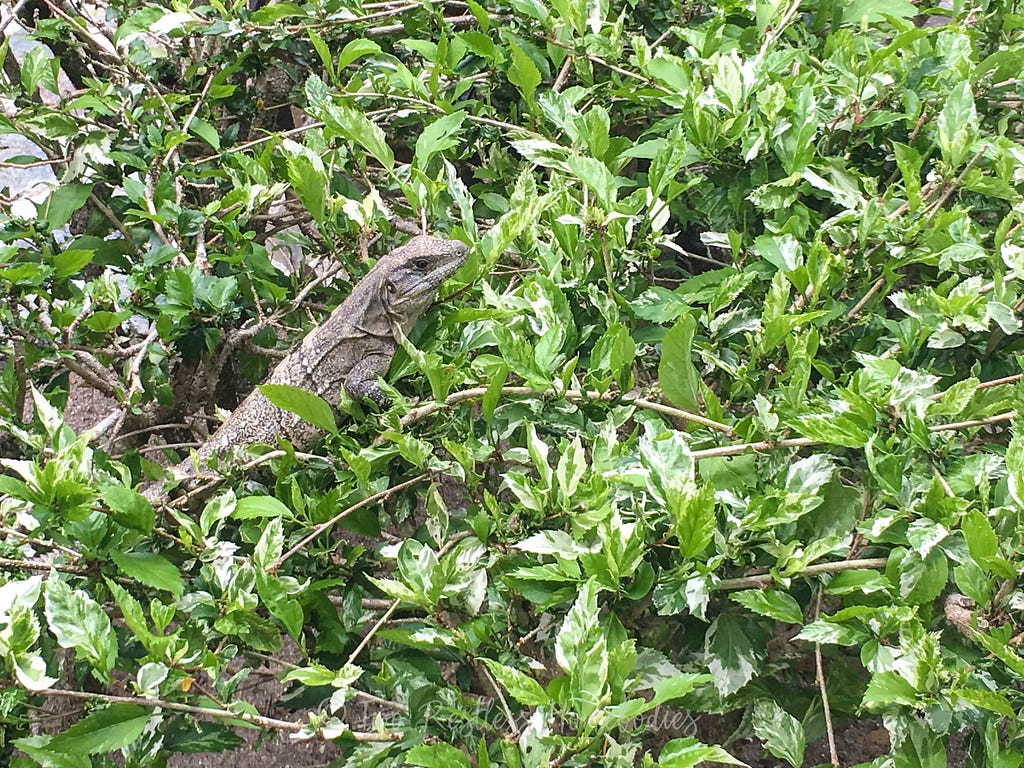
xmin=379 ymin=235 xmax=469 ymax=332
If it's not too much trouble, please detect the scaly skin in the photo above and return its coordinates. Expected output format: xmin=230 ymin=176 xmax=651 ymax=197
xmin=145 ymin=234 xmax=467 ymax=496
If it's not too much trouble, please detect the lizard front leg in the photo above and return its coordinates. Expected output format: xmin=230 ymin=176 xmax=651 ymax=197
xmin=344 ymin=353 xmax=396 ymax=409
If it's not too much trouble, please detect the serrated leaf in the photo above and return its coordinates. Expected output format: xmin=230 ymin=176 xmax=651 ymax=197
xmin=862 ymin=671 xmax=918 ymax=710
xmin=751 ymin=700 xmax=805 ymax=767
xmin=479 ymin=658 xmax=550 ymax=706
xmin=659 ymin=314 xmax=700 ymax=413
xmin=100 ymin=485 xmax=155 ymax=533
xmin=234 ymin=495 xmax=293 ymax=520
xmin=953 ymin=687 xmax=1015 ymax=718
xmin=730 ymin=589 xmax=804 ymax=624
xmin=286 ymin=154 xmax=326 ymax=224
xmin=111 ymin=551 xmax=185 ymax=598
xmin=47 ymin=703 xmax=150 ymax=754
xmin=507 ymin=41 xmax=541 ymax=105
xmin=415 ymin=110 xmax=467 ymax=168
xmin=188 ymin=117 xmax=220 ymax=150
xmin=657 ymin=737 xmax=748 ymax=767
xmin=259 ymin=383 xmax=338 ymax=435
xmin=44 ymin=579 xmax=118 ymax=682
xmin=566 ymin=154 xmax=618 ymax=209
xmin=705 ymin=613 xmax=763 ymax=696
xmin=337 ymin=38 xmax=382 ymax=69
xmin=43 ymin=184 xmax=93 ymax=231
xmin=406 ymin=743 xmax=472 ymax=768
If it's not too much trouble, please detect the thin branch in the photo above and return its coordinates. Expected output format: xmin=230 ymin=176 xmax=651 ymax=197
xmin=690 ymin=437 xmax=819 ymax=461
xmin=271 ymin=473 xmax=430 ymax=571
xmin=345 ymin=599 xmax=399 ymax=666
xmin=814 ymin=587 xmax=840 ymax=767
xmin=478 ymin=661 xmax=521 ymax=738
xmin=394 ymin=386 xmax=734 ymax=436
xmin=929 ymin=411 xmax=1014 ymax=432
xmin=105 ymin=327 xmax=159 ymax=450
xmin=847 ymin=277 xmax=886 ymax=320
xmin=36 ymin=688 xmax=399 ymax=741
xmin=714 ymin=558 xmax=888 ymax=591
xmin=923 ymin=144 xmax=990 ymax=223
xmin=0 ymin=556 xmax=89 ymax=575
xmin=192 ymin=122 xmax=326 ymax=165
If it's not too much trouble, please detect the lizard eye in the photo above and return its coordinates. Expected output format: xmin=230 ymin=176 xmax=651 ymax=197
xmin=413 ymin=258 xmax=429 ymax=270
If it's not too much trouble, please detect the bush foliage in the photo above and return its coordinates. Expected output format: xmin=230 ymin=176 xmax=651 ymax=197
xmin=3 ymin=0 xmax=1024 ymax=765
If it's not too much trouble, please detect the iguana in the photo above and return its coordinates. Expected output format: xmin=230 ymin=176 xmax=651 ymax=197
xmin=144 ymin=234 xmax=468 ymax=497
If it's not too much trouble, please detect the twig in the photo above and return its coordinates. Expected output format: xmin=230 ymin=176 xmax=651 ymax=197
xmin=271 ymin=473 xmax=430 ymax=571
xmin=847 ymin=277 xmax=886 ymax=320
xmin=756 ymin=0 xmax=803 ymax=61
xmin=394 ymin=386 xmax=734 ymax=436
xmin=714 ymin=558 xmax=888 ymax=591
xmin=0 ymin=527 xmax=82 ymax=560
xmin=923 ymin=144 xmax=990 ymax=223
xmin=929 ymin=411 xmax=1013 ymax=432
xmin=0 ymin=556 xmax=89 ymax=575
xmin=0 ymin=0 xmax=29 ymax=34
xmin=88 ymin=193 xmax=141 ymax=255
xmin=192 ymin=121 xmax=326 ymax=165
xmin=366 ymin=12 xmax=497 ymax=36
xmin=478 ymin=661 xmax=521 ymax=738
xmin=345 ymin=599 xmax=399 ymax=666
xmin=36 ymin=688 xmax=399 ymax=741
xmin=712 ymin=557 xmax=888 ymax=593
xmin=814 ymin=587 xmax=840 ymax=767
xmin=540 ymin=35 xmax=661 ymax=89
xmin=105 ymin=327 xmax=159 ymax=450
xmin=690 ymin=437 xmax=818 ymax=460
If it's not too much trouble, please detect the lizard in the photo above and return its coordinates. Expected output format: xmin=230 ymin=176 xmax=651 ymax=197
xmin=144 ymin=233 xmax=468 ymax=498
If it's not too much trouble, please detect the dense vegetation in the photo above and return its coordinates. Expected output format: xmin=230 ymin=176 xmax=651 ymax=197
xmin=3 ymin=0 xmax=1024 ymax=765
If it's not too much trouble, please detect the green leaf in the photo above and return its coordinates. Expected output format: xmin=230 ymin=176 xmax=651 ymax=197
xmin=730 ymin=589 xmax=804 ymax=624
xmin=566 ymin=155 xmax=618 ymax=209
xmin=43 ymin=184 xmax=93 ymax=231
xmin=305 ymin=76 xmax=394 ymax=170
xmin=953 ymin=687 xmax=1015 ymax=718
xmin=705 ymin=613 xmax=764 ymax=696
xmin=479 ymin=658 xmax=550 ymax=706
xmin=507 ymin=42 xmax=541 ymax=105
xmin=100 ymin=485 xmax=155 ymax=533
xmin=337 ymin=38 xmax=382 ymax=69
xmin=898 ymin=549 xmax=948 ymax=605
xmin=19 ymin=45 xmax=59 ymax=95
xmin=406 ymin=743 xmax=472 ymax=768
xmin=862 ymin=671 xmax=918 ymax=710
xmin=44 ymin=579 xmax=118 ymax=682
xmin=659 ymin=314 xmax=700 ymax=412
xmin=668 ymin=481 xmax=716 ymax=560
xmin=234 ymin=495 xmax=293 ymax=520
xmin=254 ymin=517 xmax=284 ymax=569
xmin=111 ymin=551 xmax=185 ymax=599
xmin=657 ymin=737 xmax=747 ymax=767
xmin=47 ymin=703 xmax=150 ymax=754
xmin=751 ymin=700 xmax=805 ymax=767
xmin=256 ymin=570 xmax=303 ymax=640
xmin=936 ymin=81 xmax=978 ymax=167
xmin=841 ymin=0 xmax=916 ymax=23
xmin=415 ymin=110 xmax=467 ymax=168
xmin=754 ymin=233 xmax=802 ymax=273
xmin=52 ymin=249 xmax=94 ymax=278
xmin=334 ymin=104 xmax=395 ymax=171
xmin=188 ymin=117 xmax=220 ymax=150
xmin=286 ymin=154 xmax=327 ymax=225
xmin=259 ymin=383 xmax=338 ymax=436
xmin=249 ymin=2 xmax=304 ymax=22
xmin=962 ymin=509 xmax=998 ymax=563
